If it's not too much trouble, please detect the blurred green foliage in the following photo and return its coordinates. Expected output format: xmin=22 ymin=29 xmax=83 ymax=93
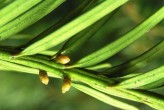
xmin=0 ymin=0 xmax=163 ymax=109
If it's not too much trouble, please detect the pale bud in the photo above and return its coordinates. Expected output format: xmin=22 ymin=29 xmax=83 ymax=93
xmin=56 ymin=54 xmax=70 ymax=64
xmin=39 ymin=70 xmax=49 ymax=85
xmin=62 ymin=77 xmax=71 ymax=93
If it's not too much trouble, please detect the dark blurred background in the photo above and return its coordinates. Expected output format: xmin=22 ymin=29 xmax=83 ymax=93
xmin=0 ymin=0 xmax=163 ymax=110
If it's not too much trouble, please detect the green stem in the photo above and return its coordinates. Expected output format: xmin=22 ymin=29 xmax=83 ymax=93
xmin=0 ymin=50 xmax=64 ymax=77
xmin=21 ymin=55 xmax=65 ymax=69
xmin=0 ymin=50 xmax=115 ymax=89
xmin=0 ymin=59 xmax=39 ymax=74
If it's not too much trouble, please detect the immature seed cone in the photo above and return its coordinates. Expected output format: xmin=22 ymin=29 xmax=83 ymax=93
xmin=39 ymin=70 xmax=49 ymax=85
xmin=62 ymin=77 xmax=71 ymax=94
xmin=56 ymin=54 xmax=70 ymax=64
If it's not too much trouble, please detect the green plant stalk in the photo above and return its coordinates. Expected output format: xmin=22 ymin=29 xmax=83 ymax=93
xmin=0 ymin=59 xmax=39 ymax=74
xmin=18 ymin=0 xmax=129 ymax=56
xmin=0 ymin=46 xmax=65 ymax=69
xmin=21 ymin=55 xmax=65 ymax=69
xmin=0 ymin=0 xmax=66 ymax=40
xmin=0 ymin=66 xmax=8 ymax=71
xmin=0 ymin=59 xmax=60 ymax=78
xmin=0 ymin=50 xmax=163 ymax=109
xmin=21 ymin=0 xmax=96 ymax=49
xmin=0 ymin=0 xmax=42 ymax=27
xmin=72 ymin=83 xmax=139 ymax=110
xmin=0 ymin=50 xmax=64 ymax=77
xmin=116 ymin=66 xmax=164 ymax=89
xmin=72 ymin=7 xmax=164 ymax=68
xmin=103 ymin=40 xmax=164 ymax=76
xmin=63 ymin=69 xmax=115 ymax=87
xmin=0 ymin=50 xmax=115 ymax=89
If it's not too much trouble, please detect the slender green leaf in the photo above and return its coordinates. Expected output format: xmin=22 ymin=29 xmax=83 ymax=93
xmin=0 ymin=0 xmax=14 ymax=9
xmin=0 ymin=0 xmax=24 ymax=17
xmin=0 ymin=0 xmax=66 ymax=40
xmin=111 ymin=73 xmax=140 ymax=81
xmin=120 ymin=89 xmax=164 ymax=110
xmin=73 ymin=83 xmax=139 ymax=110
xmin=72 ymin=7 xmax=164 ymax=67
xmin=138 ymin=78 xmax=164 ymax=90
xmin=0 ymin=0 xmax=42 ymax=27
xmin=92 ymin=85 xmax=164 ymax=110
xmin=116 ymin=66 xmax=164 ymax=89
xmin=91 ymin=84 xmax=141 ymax=102
xmin=87 ymin=63 xmax=112 ymax=71
xmin=18 ymin=0 xmax=129 ymax=56
xmin=38 ymin=50 xmax=58 ymax=56
xmin=22 ymin=0 xmax=96 ymax=48
xmin=59 ymin=10 xmax=117 ymax=56
xmin=102 ymin=40 xmax=164 ymax=76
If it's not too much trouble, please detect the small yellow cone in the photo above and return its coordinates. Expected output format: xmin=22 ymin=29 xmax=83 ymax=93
xmin=39 ymin=70 xmax=49 ymax=85
xmin=56 ymin=54 xmax=70 ymax=64
xmin=62 ymin=77 xmax=71 ymax=93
